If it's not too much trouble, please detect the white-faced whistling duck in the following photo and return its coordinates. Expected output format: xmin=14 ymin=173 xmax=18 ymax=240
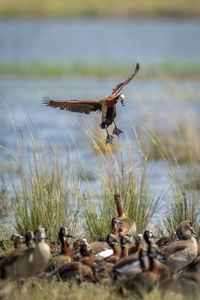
xmin=128 ymin=234 xmax=143 ymax=256
xmin=45 ymin=227 xmax=74 ymax=272
xmin=119 ymin=231 xmax=132 ymax=259
xmin=114 ymin=193 xmax=136 ymax=236
xmin=104 ymin=234 xmax=121 ymax=265
xmin=0 ymin=225 xmax=50 ymax=279
xmin=24 ymin=231 xmax=35 ymax=247
xmin=79 ymin=239 xmax=96 ymax=267
xmin=0 ymin=234 xmax=24 ymax=262
xmin=43 ymin=63 xmax=139 ymax=144
xmin=116 ymin=231 xmax=168 ymax=297
xmin=10 ymin=234 xmax=24 ymax=249
xmin=73 ymin=237 xmax=112 ymax=261
xmin=162 ymin=220 xmax=198 ymax=275
xmin=113 ymin=231 xmax=154 ymax=279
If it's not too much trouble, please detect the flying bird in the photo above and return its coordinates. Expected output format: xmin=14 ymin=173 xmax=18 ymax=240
xmin=43 ymin=63 xmax=139 ymax=144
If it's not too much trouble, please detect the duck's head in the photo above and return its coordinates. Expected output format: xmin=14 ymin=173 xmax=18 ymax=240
xmin=135 ymin=234 xmax=143 ymax=245
xmin=176 ymin=220 xmax=196 ymax=240
xmin=143 ymin=230 xmax=156 ymax=244
xmin=10 ymin=234 xmax=24 ymax=248
xmin=116 ymin=94 xmax=125 ymax=106
xmin=120 ymin=234 xmax=132 ymax=246
xmin=25 ymin=231 xmax=34 ymax=247
xmin=107 ymin=234 xmax=120 ymax=246
xmin=34 ymin=225 xmax=46 ymax=242
xmin=110 ymin=217 xmax=122 ymax=233
xmin=58 ymin=226 xmax=74 ymax=243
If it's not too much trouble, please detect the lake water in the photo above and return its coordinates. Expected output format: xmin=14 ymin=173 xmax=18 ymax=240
xmin=0 ymin=18 xmax=200 ymax=231
xmin=0 ymin=18 xmax=200 ymax=64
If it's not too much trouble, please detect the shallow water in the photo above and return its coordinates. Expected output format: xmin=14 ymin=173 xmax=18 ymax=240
xmin=0 ymin=18 xmax=200 ymax=232
xmin=0 ymin=18 xmax=200 ymax=64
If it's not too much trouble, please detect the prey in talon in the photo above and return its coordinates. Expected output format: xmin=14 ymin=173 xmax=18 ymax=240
xmin=43 ymin=63 xmax=139 ymax=144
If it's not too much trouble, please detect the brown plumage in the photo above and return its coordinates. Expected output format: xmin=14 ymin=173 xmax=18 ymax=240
xmin=45 ymin=227 xmax=74 ymax=272
xmin=162 ymin=220 xmax=198 ymax=275
xmin=0 ymin=225 xmax=50 ymax=280
xmin=128 ymin=233 xmax=143 ymax=255
xmin=113 ymin=193 xmax=136 ymax=237
xmin=105 ymin=234 xmax=121 ymax=264
xmin=79 ymin=239 xmax=95 ymax=267
xmin=128 ymin=234 xmax=143 ymax=256
xmin=56 ymin=261 xmax=96 ymax=282
xmin=43 ymin=63 xmax=139 ymax=144
xmin=120 ymin=235 xmax=132 ymax=259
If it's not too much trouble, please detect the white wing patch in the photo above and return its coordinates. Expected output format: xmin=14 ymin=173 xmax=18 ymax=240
xmin=115 ymin=260 xmax=140 ymax=274
xmin=95 ymin=248 xmax=113 ymax=258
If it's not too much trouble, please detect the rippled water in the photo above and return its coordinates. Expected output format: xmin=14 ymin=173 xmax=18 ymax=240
xmin=0 ymin=18 xmax=200 ymax=231
xmin=0 ymin=18 xmax=200 ymax=63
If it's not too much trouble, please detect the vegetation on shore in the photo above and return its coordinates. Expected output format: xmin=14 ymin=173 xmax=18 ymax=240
xmin=0 ymin=0 xmax=200 ymax=17
xmin=2 ymin=278 xmax=191 ymax=300
xmin=0 ymin=61 xmax=200 ymax=79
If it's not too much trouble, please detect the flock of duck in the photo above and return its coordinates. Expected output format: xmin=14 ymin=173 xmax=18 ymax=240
xmin=0 ymin=193 xmax=200 ymax=298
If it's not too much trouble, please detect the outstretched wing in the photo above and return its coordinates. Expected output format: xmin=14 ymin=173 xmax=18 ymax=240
xmin=112 ymin=63 xmax=140 ymax=96
xmin=43 ymin=98 xmax=101 ymax=115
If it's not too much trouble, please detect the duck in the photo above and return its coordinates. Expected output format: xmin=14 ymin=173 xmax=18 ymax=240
xmin=55 ymin=260 xmax=96 ymax=282
xmin=113 ymin=193 xmax=136 ymax=237
xmin=183 ymin=241 xmax=200 ymax=272
xmin=79 ymin=239 xmax=96 ymax=267
xmin=43 ymin=63 xmax=139 ymax=144
xmin=24 ymin=231 xmax=35 ymax=247
xmin=162 ymin=220 xmax=198 ymax=275
xmin=0 ymin=225 xmax=50 ymax=279
xmin=113 ymin=230 xmax=155 ymax=279
xmin=73 ymin=236 xmax=112 ymax=261
xmin=45 ymin=227 xmax=74 ymax=272
xmin=10 ymin=234 xmax=24 ymax=249
xmin=117 ymin=244 xmax=166 ymax=297
xmin=128 ymin=233 xmax=143 ymax=255
xmin=119 ymin=233 xmax=132 ymax=259
xmin=104 ymin=234 xmax=121 ymax=264
xmin=0 ymin=234 xmax=24 ymax=262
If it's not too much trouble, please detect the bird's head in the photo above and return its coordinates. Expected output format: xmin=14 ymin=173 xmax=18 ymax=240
xmin=117 ymin=94 xmax=125 ymax=106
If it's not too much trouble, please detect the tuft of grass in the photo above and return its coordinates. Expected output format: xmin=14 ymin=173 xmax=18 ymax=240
xmin=0 ymin=116 xmax=80 ymax=240
xmin=75 ymin=129 xmax=161 ymax=241
xmin=141 ymin=117 xmax=200 ymax=164
xmin=0 ymin=174 xmax=9 ymax=218
xmin=0 ymin=112 xmax=162 ymax=242
xmin=162 ymin=171 xmax=200 ymax=237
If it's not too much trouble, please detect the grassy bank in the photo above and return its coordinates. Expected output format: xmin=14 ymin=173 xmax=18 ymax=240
xmin=0 ymin=61 xmax=200 ymax=79
xmin=0 ymin=0 xmax=200 ymax=17
xmin=2 ymin=278 xmax=191 ymax=300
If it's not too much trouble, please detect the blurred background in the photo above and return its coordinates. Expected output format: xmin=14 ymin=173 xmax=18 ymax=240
xmin=0 ymin=0 xmax=200 ymax=235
